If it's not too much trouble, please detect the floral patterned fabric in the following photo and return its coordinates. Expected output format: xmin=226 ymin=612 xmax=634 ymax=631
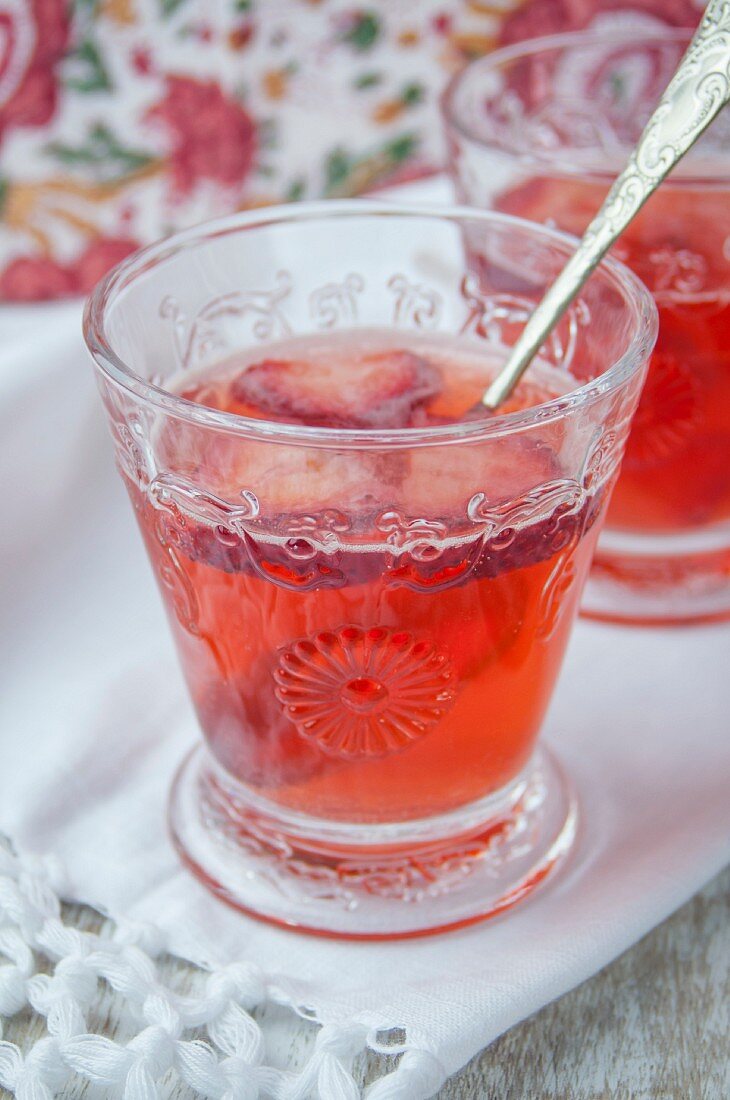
xmin=0 ymin=0 xmax=701 ymax=301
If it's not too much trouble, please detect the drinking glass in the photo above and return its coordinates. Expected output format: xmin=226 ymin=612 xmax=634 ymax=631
xmin=84 ymin=202 xmax=655 ymax=937
xmin=443 ymin=29 xmax=730 ymax=624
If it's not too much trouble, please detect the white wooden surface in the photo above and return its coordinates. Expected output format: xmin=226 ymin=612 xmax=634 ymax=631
xmin=2 ymin=867 xmax=727 ymax=1098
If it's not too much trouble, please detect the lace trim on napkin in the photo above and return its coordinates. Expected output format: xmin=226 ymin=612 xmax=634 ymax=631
xmin=0 ymin=842 xmax=446 ymax=1100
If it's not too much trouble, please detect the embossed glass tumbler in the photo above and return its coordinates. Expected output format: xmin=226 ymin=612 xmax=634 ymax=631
xmin=84 ymin=202 xmax=656 ymax=938
xmin=443 ymin=29 xmax=730 ymax=624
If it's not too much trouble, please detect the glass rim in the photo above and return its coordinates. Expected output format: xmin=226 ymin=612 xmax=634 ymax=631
xmin=441 ymin=26 xmax=724 ymax=187
xmin=83 ymin=199 xmax=657 ymax=449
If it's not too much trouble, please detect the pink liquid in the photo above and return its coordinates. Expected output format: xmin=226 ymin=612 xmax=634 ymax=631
xmin=129 ymin=330 xmax=602 ymax=822
xmin=496 ymin=177 xmax=730 ymax=534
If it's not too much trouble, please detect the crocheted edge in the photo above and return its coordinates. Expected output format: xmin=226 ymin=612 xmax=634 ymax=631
xmin=0 ymin=840 xmax=448 ymax=1100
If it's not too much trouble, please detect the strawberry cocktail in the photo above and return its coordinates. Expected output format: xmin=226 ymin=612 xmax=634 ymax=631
xmin=85 ymin=203 xmax=655 ymax=937
xmin=444 ymin=29 xmax=730 ymax=623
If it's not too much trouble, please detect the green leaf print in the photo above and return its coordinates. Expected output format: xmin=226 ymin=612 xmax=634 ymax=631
xmin=401 ymin=82 xmax=425 ymax=107
xmin=340 ymin=12 xmax=380 ymax=52
xmin=385 ymin=133 xmax=419 ymax=164
xmin=0 ymin=178 xmax=8 ymax=217
xmin=46 ymin=124 xmax=154 ymax=182
xmin=161 ymin=0 xmax=189 ymax=16
xmin=63 ymin=39 xmax=111 ymax=94
xmin=324 ymin=148 xmax=352 ymax=190
xmin=354 ymin=71 xmax=382 ymax=90
xmin=323 ymin=133 xmax=421 ymax=197
xmin=285 ymin=178 xmax=306 ymax=202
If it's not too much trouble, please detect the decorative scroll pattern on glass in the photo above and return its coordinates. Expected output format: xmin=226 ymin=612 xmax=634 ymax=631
xmin=150 ymin=500 xmax=200 ymax=637
xmin=148 ymin=473 xmax=260 ymax=536
xmin=102 ymin=385 xmax=153 ymax=488
xmin=376 ymin=510 xmax=448 ymax=561
xmin=284 ymin=509 xmax=351 ymax=560
xmin=582 ymin=402 xmax=637 ymax=491
xmin=160 ymin=271 xmax=293 ymax=371
xmin=202 ymin=763 xmax=549 ymax=907
xmin=468 ymin=478 xmax=585 ymax=542
xmin=309 ymin=273 xmax=364 ymax=328
xmin=388 ymin=274 xmax=442 ymax=329
xmin=649 ymin=247 xmax=709 ymax=297
xmin=460 ymin=274 xmax=590 ymax=373
xmin=537 ymin=552 xmax=578 ymax=641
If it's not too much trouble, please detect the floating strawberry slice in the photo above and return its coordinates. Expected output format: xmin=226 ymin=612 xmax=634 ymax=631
xmin=388 ymin=432 xmax=598 ymax=585
xmin=230 ymin=348 xmax=442 ymax=429
xmin=155 ymin=334 xmax=587 ymax=584
xmin=404 ymin=433 xmax=561 ymax=521
xmin=150 ymin=399 xmax=588 ymax=584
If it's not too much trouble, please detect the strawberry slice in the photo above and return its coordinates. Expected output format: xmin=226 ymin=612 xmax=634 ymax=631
xmin=385 ymin=432 xmax=597 ymax=586
xmin=154 ymin=336 xmax=590 ymax=585
xmin=403 ymin=432 xmax=561 ymax=522
xmin=230 ymin=349 xmax=442 ymax=429
xmin=151 ymin=396 xmax=588 ymax=583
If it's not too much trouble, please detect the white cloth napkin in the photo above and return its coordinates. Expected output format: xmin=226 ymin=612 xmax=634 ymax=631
xmin=1 ymin=256 xmax=729 ymax=1096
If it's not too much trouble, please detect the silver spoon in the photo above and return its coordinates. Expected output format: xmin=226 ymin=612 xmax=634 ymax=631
xmin=482 ymin=0 xmax=730 ymax=410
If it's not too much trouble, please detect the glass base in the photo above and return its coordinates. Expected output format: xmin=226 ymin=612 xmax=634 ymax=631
xmin=583 ymin=526 xmax=730 ymax=626
xmin=168 ymin=745 xmax=577 ymax=939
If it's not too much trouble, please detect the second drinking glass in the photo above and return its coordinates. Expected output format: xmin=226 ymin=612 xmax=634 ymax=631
xmin=444 ymin=28 xmax=730 ymax=624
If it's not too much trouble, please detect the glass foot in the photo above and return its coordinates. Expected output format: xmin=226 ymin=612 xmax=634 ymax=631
xmin=169 ymin=746 xmax=577 ymax=939
xmin=583 ymin=527 xmax=730 ymax=626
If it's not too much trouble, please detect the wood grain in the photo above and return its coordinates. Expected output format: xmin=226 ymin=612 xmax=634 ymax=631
xmin=2 ymin=868 xmax=727 ymax=1099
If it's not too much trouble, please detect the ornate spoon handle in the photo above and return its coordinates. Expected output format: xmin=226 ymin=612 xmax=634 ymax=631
xmin=483 ymin=0 xmax=730 ymax=410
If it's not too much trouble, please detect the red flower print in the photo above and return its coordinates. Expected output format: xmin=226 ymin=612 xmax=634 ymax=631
xmin=145 ymin=76 xmax=257 ymax=196
xmin=131 ymin=46 xmax=154 ymax=77
xmin=0 ymin=255 xmax=74 ymax=301
xmin=0 ymin=235 xmax=139 ymax=302
xmin=431 ymin=13 xmax=452 ymax=36
xmin=229 ymin=22 xmax=255 ymax=51
xmin=0 ymin=0 xmax=69 ymax=141
xmin=72 ymin=236 xmax=139 ymax=294
xmin=499 ymin=0 xmax=698 ymax=44
xmin=193 ymin=22 xmax=214 ymax=44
